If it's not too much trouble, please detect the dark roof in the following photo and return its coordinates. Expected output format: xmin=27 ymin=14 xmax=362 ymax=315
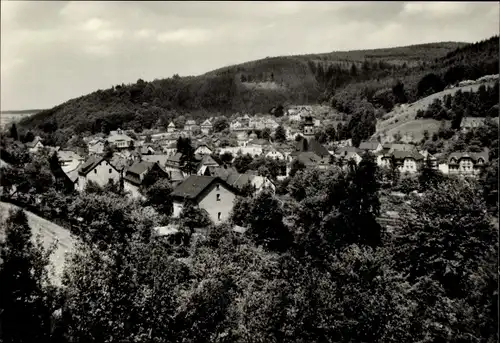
xmin=295 ymin=138 xmax=330 ymax=158
xmin=337 ymin=146 xmax=361 ymax=155
xmin=387 ymin=143 xmax=416 ymax=153
xmin=391 ymin=150 xmax=424 ymax=161
xmin=359 ymin=141 xmax=381 ymax=151
xmin=204 ymin=166 xmax=237 ymax=179
xmin=126 ymin=161 xmax=155 ymax=176
xmin=124 ymin=161 xmax=168 ymax=186
xmin=170 ymin=175 xmax=232 ymax=200
xmin=78 ymin=156 xmax=104 ymax=175
xmin=294 ymin=151 xmax=322 ymax=166
xmin=448 ymin=150 xmax=489 ymax=164
xmin=142 ymin=154 xmax=170 ymax=166
xmin=166 ymin=152 xmax=183 ymax=164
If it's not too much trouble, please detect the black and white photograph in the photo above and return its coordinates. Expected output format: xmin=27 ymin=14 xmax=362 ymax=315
xmin=0 ymin=1 xmax=499 ymax=342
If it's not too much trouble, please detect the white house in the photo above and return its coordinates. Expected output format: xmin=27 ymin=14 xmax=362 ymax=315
xmin=107 ymin=129 xmax=135 ymax=150
xmin=200 ymin=119 xmax=213 ymax=135
xmin=170 ymin=175 xmax=238 ymax=223
xmin=167 ymin=122 xmax=176 ymax=133
xmin=76 ymin=156 xmax=121 ymax=191
xmin=265 ymin=149 xmax=285 ymax=161
xmin=26 ymin=136 xmax=44 ymax=153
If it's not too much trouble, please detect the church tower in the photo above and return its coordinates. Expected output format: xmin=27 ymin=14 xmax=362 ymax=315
xmin=303 ymin=116 xmax=315 ymax=142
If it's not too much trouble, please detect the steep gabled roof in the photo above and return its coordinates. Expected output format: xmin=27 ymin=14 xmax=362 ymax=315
xmin=295 ymin=138 xmax=330 ymax=158
xmin=78 ymin=156 xmax=103 ymax=175
xmin=448 ymin=150 xmax=489 ymax=164
xmin=171 ymin=175 xmax=235 ymax=201
xmin=201 ymin=119 xmax=212 ymax=126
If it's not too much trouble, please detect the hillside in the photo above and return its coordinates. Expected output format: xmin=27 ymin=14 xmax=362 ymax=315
xmin=0 ymin=201 xmax=76 ymax=286
xmin=16 ymin=36 xmax=498 ymax=145
xmin=373 ymin=80 xmax=498 ymax=142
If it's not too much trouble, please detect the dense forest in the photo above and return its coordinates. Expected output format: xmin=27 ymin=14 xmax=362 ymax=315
xmin=15 ymin=36 xmax=498 ymax=148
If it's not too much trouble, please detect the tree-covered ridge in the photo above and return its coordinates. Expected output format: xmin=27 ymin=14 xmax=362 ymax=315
xmin=17 ymin=40 xmax=479 ymax=136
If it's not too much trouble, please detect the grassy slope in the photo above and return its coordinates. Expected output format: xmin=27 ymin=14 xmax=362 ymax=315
xmin=373 ymin=80 xmax=497 ymax=142
xmin=0 ymin=201 xmax=76 ymax=286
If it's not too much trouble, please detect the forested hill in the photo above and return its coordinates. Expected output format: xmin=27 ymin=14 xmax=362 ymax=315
xmin=17 ymin=36 xmax=498 ymax=139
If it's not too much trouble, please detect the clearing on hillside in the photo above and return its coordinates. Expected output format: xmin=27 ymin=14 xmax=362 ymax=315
xmin=374 ymin=80 xmax=498 ymax=142
xmin=0 ymin=202 xmax=76 ymax=286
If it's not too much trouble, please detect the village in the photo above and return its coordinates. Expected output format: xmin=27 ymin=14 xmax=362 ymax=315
xmin=11 ymin=104 xmax=488 ymax=229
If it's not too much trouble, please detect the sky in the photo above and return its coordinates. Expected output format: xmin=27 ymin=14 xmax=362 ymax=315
xmin=1 ymin=1 xmax=498 ymax=111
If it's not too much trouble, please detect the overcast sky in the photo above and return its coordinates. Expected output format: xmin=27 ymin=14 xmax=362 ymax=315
xmin=1 ymin=1 xmax=498 ymax=111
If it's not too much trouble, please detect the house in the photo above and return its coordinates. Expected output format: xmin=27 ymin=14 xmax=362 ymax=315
xmin=359 ymin=141 xmax=383 ymax=153
xmin=76 ymin=156 xmax=121 ymax=191
xmin=123 ymin=161 xmax=170 ymax=199
xmin=88 ymin=139 xmax=105 ymax=155
xmin=230 ymin=120 xmax=244 ymax=131
xmin=447 ymin=150 xmax=489 ymax=177
xmin=265 ymin=148 xmax=285 ymax=161
xmin=225 ymin=173 xmax=276 ymax=194
xmin=249 ymin=118 xmax=265 ymax=130
xmin=295 ymin=138 xmax=330 ymax=158
xmin=170 ymin=175 xmax=238 ymax=223
xmin=142 ymin=154 xmax=171 ymax=167
xmin=286 ymin=151 xmax=322 ymax=176
xmin=200 ymin=119 xmax=213 ymax=135
xmin=194 ymin=144 xmax=213 ymax=156
xmin=139 ymin=145 xmax=156 ymax=155
xmin=336 ymin=146 xmax=363 ymax=166
xmin=57 ymin=150 xmax=85 ymax=173
xmin=381 ymin=150 xmax=425 ymax=174
xmin=419 ymin=150 xmax=438 ymax=169
xmin=162 ymin=143 xmax=178 ymax=157
xmin=106 ymin=129 xmax=135 ymax=150
xmin=196 ymin=155 xmax=220 ymax=175
xmin=26 ymin=136 xmax=44 ymax=153
xmin=203 ymin=166 xmax=275 ymax=195
xmin=183 ymin=120 xmax=198 ymax=133
xmin=167 ymin=122 xmax=176 ymax=133
xmin=165 ymin=153 xmax=184 ymax=173
xmin=263 ymin=118 xmax=279 ymax=130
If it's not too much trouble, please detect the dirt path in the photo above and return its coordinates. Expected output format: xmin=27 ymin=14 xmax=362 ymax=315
xmin=0 ymin=201 xmax=77 ymax=286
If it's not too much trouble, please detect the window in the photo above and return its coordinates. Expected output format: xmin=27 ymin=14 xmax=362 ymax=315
xmin=94 ymin=169 xmax=97 ymax=174
xmin=216 ymin=184 xmax=220 ymax=191
xmin=216 ymin=194 xmax=220 ymax=201
xmin=109 ymin=168 xmax=112 ymax=174
xmin=218 ymin=212 xmax=221 ymax=221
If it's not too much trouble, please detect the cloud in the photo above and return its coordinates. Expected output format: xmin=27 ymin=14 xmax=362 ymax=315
xmin=401 ymin=2 xmax=470 ymax=19
xmin=134 ymin=29 xmax=156 ymax=39
xmin=82 ymin=18 xmax=107 ymax=31
xmin=156 ymin=28 xmax=212 ymax=44
xmin=1 ymin=1 xmax=498 ymax=110
xmin=82 ymin=44 xmax=113 ymax=57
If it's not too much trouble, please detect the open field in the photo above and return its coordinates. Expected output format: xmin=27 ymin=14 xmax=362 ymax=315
xmin=0 ymin=201 xmax=76 ymax=286
xmin=374 ymin=80 xmax=497 ymax=141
